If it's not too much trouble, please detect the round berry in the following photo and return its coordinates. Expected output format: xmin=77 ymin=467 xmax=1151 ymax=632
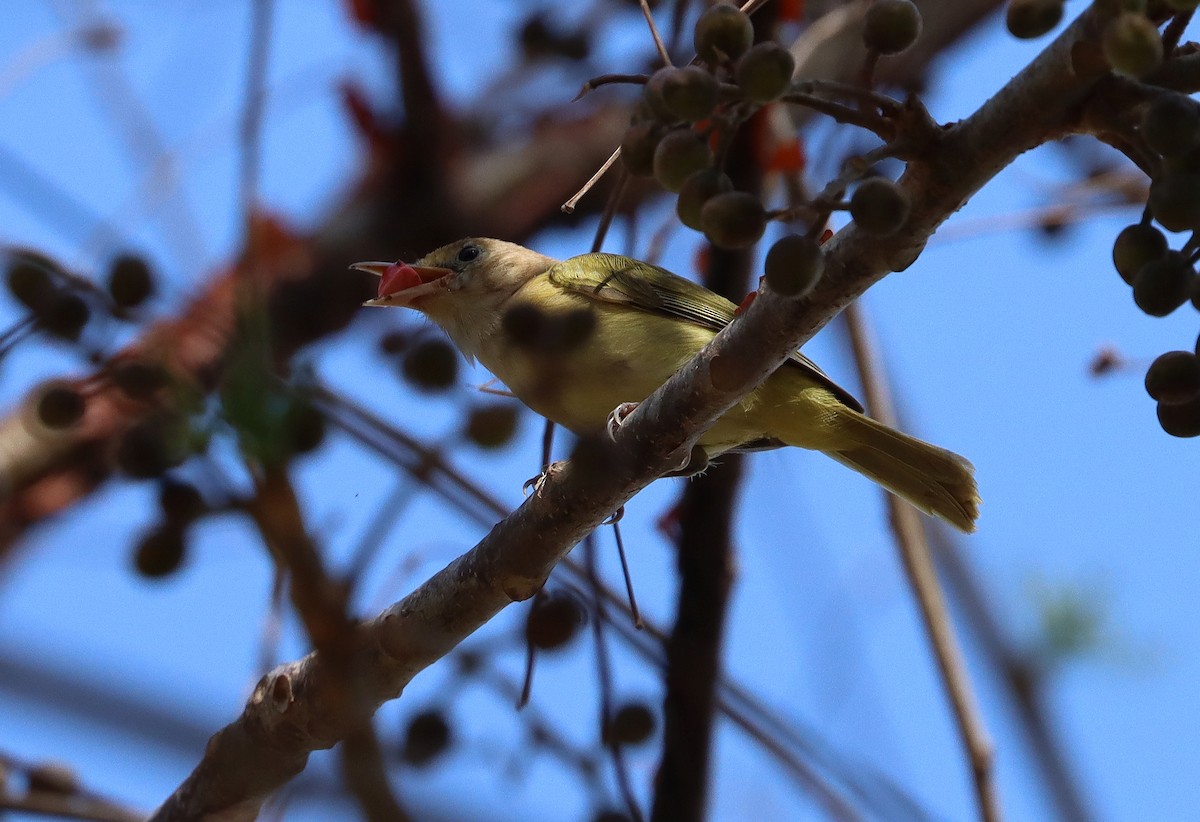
xmin=402 ymin=339 xmax=458 ymax=391
xmin=676 ymin=169 xmax=734 ymax=231
xmin=849 ymin=177 xmax=910 ymax=236
xmin=1102 ymin=12 xmax=1163 ymax=78
xmin=653 ymin=129 xmax=713 ymax=192
xmin=1112 ymin=223 xmax=1168 ymax=285
xmin=36 ymin=385 xmax=85 ymax=429
xmin=694 ymin=4 xmax=753 ymax=64
xmin=1132 ymin=252 xmax=1192 ymax=317
xmin=660 ymin=66 xmax=719 ymax=122
xmin=1145 ymin=351 xmax=1200 ymax=404
xmin=700 ymin=191 xmax=767 ymax=250
xmin=735 ymin=42 xmax=795 ymax=103
xmin=764 ymin=235 xmax=824 ymax=298
xmin=863 ymin=0 xmax=922 ymax=54
xmin=1005 ymin=0 xmax=1063 ymax=40
xmin=107 ymin=254 xmax=155 ymax=308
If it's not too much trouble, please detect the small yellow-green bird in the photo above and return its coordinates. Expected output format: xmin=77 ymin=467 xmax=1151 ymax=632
xmin=355 ymin=238 xmax=979 ymax=532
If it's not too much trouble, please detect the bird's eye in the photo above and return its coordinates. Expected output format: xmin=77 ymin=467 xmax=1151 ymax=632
xmin=457 ymin=245 xmax=481 ymax=263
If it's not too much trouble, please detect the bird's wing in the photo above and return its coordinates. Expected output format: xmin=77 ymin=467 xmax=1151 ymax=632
xmin=548 ymin=253 xmax=863 ymax=412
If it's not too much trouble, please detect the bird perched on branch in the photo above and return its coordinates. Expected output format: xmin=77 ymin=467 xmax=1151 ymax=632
xmin=354 ymin=238 xmax=979 ymax=532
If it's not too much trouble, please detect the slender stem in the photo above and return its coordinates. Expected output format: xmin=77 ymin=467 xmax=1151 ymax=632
xmin=843 ymin=303 xmax=1001 ymax=822
xmin=562 ymin=146 xmax=622 ymax=214
xmin=640 ymin=0 xmax=673 ymax=67
xmin=588 ymin=535 xmax=645 ymax=822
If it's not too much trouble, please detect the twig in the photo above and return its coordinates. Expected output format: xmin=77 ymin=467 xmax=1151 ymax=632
xmin=926 ymin=525 xmax=1093 ymax=822
xmin=609 ymin=520 xmax=642 ymax=628
xmin=562 ymin=146 xmax=622 ymax=214
xmin=639 ymin=0 xmax=673 ymax=67
xmin=574 ymin=72 xmax=650 ymax=102
xmin=1161 ymin=9 xmax=1193 ymax=54
xmin=842 ymin=303 xmax=1001 ymax=822
xmin=779 ymin=91 xmax=894 ymax=137
xmin=587 ymin=535 xmax=644 ymax=822
xmin=240 ymin=0 xmax=274 ymax=230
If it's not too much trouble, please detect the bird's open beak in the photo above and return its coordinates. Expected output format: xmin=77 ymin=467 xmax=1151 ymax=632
xmin=352 ymin=261 xmax=453 ymax=307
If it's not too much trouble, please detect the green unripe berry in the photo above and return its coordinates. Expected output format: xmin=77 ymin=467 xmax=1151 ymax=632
xmin=676 ymin=169 xmax=733 ymax=230
xmin=694 ymin=4 xmax=753 ymax=63
xmin=402 ymin=339 xmax=459 ymax=391
xmin=863 ymin=0 xmax=923 ymax=55
xmin=849 ymin=177 xmax=910 ymax=236
xmin=620 ymin=122 xmax=664 ymax=177
xmin=1145 ymin=350 xmax=1200 ymax=404
xmin=642 ymin=69 xmax=677 ymax=122
xmin=1149 ymin=171 xmax=1200 ymax=233
xmin=1132 ymin=251 xmax=1193 ymax=316
xmin=1005 ymin=0 xmax=1063 ymax=40
xmin=653 ymin=129 xmax=713 ymax=192
xmin=701 ymin=191 xmax=767 ymax=250
xmin=660 ymin=66 xmax=719 ymax=122
xmin=1157 ymin=395 xmax=1200 ymax=437
xmin=764 ymin=235 xmax=824 ymax=298
xmin=1102 ymin=12 xmax=1163 ymax=78
xmin=1142 ymin=95 xmax=1200 ymax=158
xmin=1112 ymin=223 xmax=1168 ymax=285
xmin=735 ymin=42 xmax=796 ymax=103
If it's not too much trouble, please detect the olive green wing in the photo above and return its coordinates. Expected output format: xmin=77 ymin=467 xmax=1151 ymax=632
xmin=548 ymin=253 xmax=863 ymax=412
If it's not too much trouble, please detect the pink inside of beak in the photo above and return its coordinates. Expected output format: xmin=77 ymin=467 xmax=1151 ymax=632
xmin=378 ymin=263 xmax=422 ymax=299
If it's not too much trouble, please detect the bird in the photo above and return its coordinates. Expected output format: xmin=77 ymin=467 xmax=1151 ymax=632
xmin=354 ymin=237 xmax=979 ymax=532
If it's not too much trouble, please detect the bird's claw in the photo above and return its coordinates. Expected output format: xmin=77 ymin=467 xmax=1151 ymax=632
xmin=606 ymin=402 xmax=640 ymax=441
xmin=602 ymin=506 xmax=625 ymax=525
xmin=523 ymin=461 xmax=565 ymax=497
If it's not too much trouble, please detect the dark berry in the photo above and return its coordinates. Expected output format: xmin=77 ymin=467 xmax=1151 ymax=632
xmin=694 ymin=4 xmax=753 ymax=63
xmin=764 ymin=235 xmax=824 ymax=298
xmin=1112 ymin=223 xmax=1168 ymax=285
xmin=402 ymin=710 xmax=452 ymax=767
xmin=653 ymin=129 xmax=713 ymax=193
xmin=402 ymin=339 xmax=458 ymax=391
xmin=1145 ymin=351 xmax=1200 ymax=404
xmin=107 ymin=254 xmax=155 ymax=308
xmin=849 ymin=177 xmax=910 ymax=236
xmin=735 ymin=42 xmax=795 ymax=103
xmin=676 ymin=169 xmax=734 ymax=231
xmin=700 ymin=191 xmax=767 ymax=249
xmin=863 ymin=0 xmax=923 ymax=54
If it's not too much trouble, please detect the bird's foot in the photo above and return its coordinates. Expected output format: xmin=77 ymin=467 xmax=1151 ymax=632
xmin=662 ymin=445 xmax=710 ymax=478
xmin=602 ymin=506 xmax=625 ymax=525
xmin=605 ymin=402 xmax=640 ymax=441
xmin=523 ymin=461 xmax=566 ymax=498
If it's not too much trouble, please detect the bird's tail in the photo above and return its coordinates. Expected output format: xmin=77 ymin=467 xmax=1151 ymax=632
xmin=828 ymin=411 xmax=980 ymax=533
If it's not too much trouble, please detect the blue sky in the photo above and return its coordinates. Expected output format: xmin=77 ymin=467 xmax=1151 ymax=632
xmin=0 ymin=2 xmax=1196 ymax=820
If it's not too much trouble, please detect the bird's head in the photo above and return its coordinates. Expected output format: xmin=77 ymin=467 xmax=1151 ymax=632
xmin=353 ymin=237 xmax=556 ymax=359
